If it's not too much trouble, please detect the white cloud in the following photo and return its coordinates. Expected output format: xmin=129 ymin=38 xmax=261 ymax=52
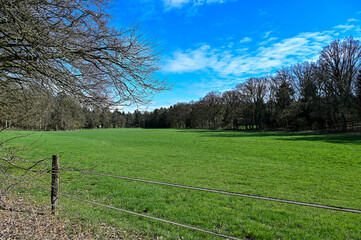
xmin=263 ymin=31 xmax=273 ymax=38
xmin=348 ymin=18 xmax=359 ymax=22
xmin=335 ymin=24 xmax=357 ymax=32
xmin=163 ymin=0 xmax=230 ymax=9
xmin=239 ymin=37 xmax=252 ymax=44
xmin=163 ymin=28 xmax=354 ymax=77
xmin=259 ymin=37 xmax=278 ymax=45
xmin=163 ymin=0 xmax=190 ymax=8
xmin=194 ymin=0 xmax=227 ymax=6
xmin=164 ymin=45 xmax=214 ymax=72
xmin=163 ymin=21 xmax=361 ymax=92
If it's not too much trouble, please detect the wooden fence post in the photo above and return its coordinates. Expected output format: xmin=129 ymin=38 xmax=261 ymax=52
xmin=51 ymin=155 xmax=59 ymax=215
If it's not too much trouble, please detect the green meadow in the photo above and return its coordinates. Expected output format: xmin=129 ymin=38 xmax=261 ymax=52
xmin=5 ymin=129 xmax=361 ymax=239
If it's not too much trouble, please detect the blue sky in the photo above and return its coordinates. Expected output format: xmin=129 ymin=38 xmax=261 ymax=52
xmin=109 ymin=0 xmax=361 ymax=112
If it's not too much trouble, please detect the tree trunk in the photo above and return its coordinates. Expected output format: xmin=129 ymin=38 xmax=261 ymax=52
xmin=341 ymin=112 xmax=347 ymax=132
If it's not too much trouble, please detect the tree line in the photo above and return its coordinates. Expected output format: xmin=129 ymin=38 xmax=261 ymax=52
xmin=136 ymin=36 xmax=361 ymax=132
xmin=1 ymin=36 xmax=361 ymax=132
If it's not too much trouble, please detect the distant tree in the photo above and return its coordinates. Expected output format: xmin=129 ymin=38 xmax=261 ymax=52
xmin=221 ymin=90 xmax=241 ymax=129
xmin=133 ymin=110 xmax=143 ymax=128
xmin=89 ymin=108 xmax=102 ymax=129
xmin=317 ymin=37 xmax=361 ymax=132
xmin=356 ymin=70 xmax=361 ymax=120
xmin=158 ymin=108 xmax=170 ymax=128
xmin=50 ymin=92 xmax=85 ymax=130
xmin=292 ymin=62 xmax=318 ymax=102
xmin=168 ymin=103 xmax=191 ymax=128
xmin=200 ymin=91 xmax=223 ymax=129
xmin=269 ymin=68 xmax=296 ymax=128
xmin=111 ymin=109 xmax=126 ymax=128
xmin=292 ymin=62 xmax=323 ymax=129
xmin=125 ymin=113 xmax=134 ymax=128
xmin=237 ymin=77 xmax=268 ymax=129
xmin=100 ymin=108 xmax=112 ymax=128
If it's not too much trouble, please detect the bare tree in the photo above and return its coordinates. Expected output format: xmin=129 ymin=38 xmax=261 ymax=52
xmin=237 ymin=77 xmax=268 ymax=129
xmin=317 ymin=37 xmax=361 ymax=132
xmin=200 ymin=91 xmax=223 ymax=129
xmin=0 ymin=0 xmax=169 ymax=108
xmin=221 ymin=90 xmax=241 ymax=129
xmin=357 ymin=69 xmax=361 ymax=120
xmin=292 ymin=62 xmax=318 ymax=101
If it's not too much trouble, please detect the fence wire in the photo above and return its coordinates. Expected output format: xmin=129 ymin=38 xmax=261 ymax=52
xmin=62 ymin=168 xmax=361 ymax=215
xmin=7 ymin=174 xmax=245 ymax=240
xmin=9 ymin=158 xmax=361 ymax=214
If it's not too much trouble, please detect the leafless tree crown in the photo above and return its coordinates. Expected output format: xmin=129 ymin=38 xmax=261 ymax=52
xmin=0 ymin=0 xmax=169 ymax=107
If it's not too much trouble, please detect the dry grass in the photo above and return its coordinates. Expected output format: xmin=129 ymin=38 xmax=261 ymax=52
xmin=0 ymin=193 xmax=150 ymax=240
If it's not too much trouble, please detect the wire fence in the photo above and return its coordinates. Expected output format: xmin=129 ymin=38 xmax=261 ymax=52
xmin=8 ymin=174 xmax=244 ymax=240
xmin=62 ymin=168 xmax=361 ymax=214
xmin=24 ymin=157 xmax=361 ymax=214
xmin=4 ymin=155 xmax=361 ymax=239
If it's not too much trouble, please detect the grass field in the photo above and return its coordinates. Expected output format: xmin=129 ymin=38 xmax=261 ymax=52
xmin=4 ymin=129 xmax=361 ymax=239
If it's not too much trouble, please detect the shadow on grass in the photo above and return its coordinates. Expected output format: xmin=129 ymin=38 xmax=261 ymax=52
xmin=278 ymin=134 xmax=361 ymax=145
xmin=176 ymin=129 xmax=315 ymax=137
xmin=176 ymin=129 xmax=361 ymax=145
